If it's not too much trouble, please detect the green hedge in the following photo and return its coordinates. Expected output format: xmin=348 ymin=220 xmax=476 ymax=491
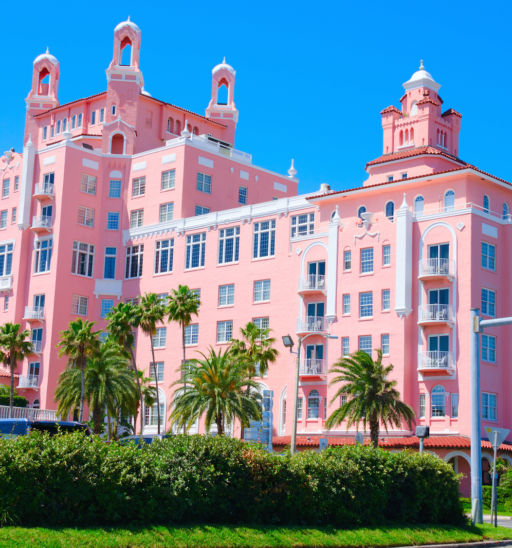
xmin=0 ymin=394 xmax=27 ymax=407
xmin=483 ymin=485 xmax=512 ymax=511
xmin=0 ymin=433 xmax=464 ymax=527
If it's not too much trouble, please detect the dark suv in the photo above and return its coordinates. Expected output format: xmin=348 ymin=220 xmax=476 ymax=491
xmin=0 ymin=418 xmax=90 ymax=437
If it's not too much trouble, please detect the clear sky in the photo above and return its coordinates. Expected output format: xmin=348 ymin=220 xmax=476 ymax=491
xmin=1 ymin=0 xmax=510 ymax=194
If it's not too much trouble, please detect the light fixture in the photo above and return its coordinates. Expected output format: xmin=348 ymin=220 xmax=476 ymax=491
xmin=282 ymin=334 xmax=294 ymax=350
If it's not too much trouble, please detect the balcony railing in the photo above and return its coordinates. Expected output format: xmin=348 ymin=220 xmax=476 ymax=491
xmin=24 ymin=306 xmax=44 ymax=320
xmin=31 ymin=341 xmax=42 ymax=353
xmin=17 ymin=375 xmax=39 ymax=389
xmin=297 ymin=316 xmax=326 ymax=333
xmin=418 ymin=258 xmax=454 ymax=279
xmin=419 ymin=351 xmax=452 ymax=370
xmin=0 ymin=405 xmax=56 ymax=420
xmin=31 ymin=215 xmax=52 ymax=230
xmin=418 ymin=304 xmax=452 ymax=323
xmin=33 ymin=183 xmax=54 ymax=198
xmin=0 ymin=275 xmax=12 ymax=290
xmin=299 ymin=358 xmax=326 ymax=376
xmin=300 ymin=274 xmax=326 ymax=292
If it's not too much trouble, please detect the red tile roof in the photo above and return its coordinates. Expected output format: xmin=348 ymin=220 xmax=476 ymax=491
xmin=380 ymin=106 xmax=401 ymax=115
xmin=366 ymin=145 xmax=464 ymax=168
xmin=442 ymin=108 xmax=462 ymax=118
xmin=417 ymin=97 xmax=440 ymax=107
xmin=0 ymin=367 xmax=17 ymax=379
xmin=34 ymin=92 xmax=107 ymax=118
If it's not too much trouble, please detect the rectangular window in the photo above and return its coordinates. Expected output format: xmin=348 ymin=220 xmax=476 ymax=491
xmin=111 ymin=106 xmax=116 ymax=116
xmin=342 ymin=293 xmax=351 ymax=315
xmin=382 ymin=289 xmax=391 ymax=311
xmin=78 ymin=113 xmax=83 ymax=127
xmin=218 ymin=284 xmax=235 ymax=306
xmin=11 ymin=208 xmax=16 ymax=223
xmin=482 ymin=393 xmax=497 ymax=421
xmin=71 ymin=116 xmax=76 ymax=129
xmin=130 ymin=209 xmax=144 ymax=228
xmin=381 ymin=334 xmax=390 ymax=355
xmin=34 ymin=239 xmax=52 ymax=273
xmin=185 ymin=232 xmax=206 ymax=269
xmin=149 ymin=361 xmax=164 ymax=382
xmin=14 ymin=176 xmax=19 ymax=192
xmin=238 ymin=186 xmax=247 ymax=204
xmin=103 ymin=247 xmax=117 ymax=279
xmin=43 ymin=126 xmax=48 ymax=139
xmin=451 ymin=393 xmax=459 ymax=418
xmin=254 ymin=279 xmax=271 ymax=302
xmin=155 ymin=239 xmax=174 ymax=274
xmin=3 ymin=296 xmax=8 ymax=311
xmin=80 ymin=174 xmax=97 ymax=195
xmin=360 ymin=247 xmax=374 ymax=273
xmin=71 ymin=241 xmax=95 ymax=277
xmin=125 ymin=244 xmax=144 ymax=278
xmin=481 ymin=242 xmax=496 ymax=271
xmin=159 ymin=202 xmax=174 ymax=223
xmin=161 ymin=169 xmax=175 ymax=191
xmin=358 ymin=335 xmax=372 ymax=354
xmin=419 ymin=394 xmax=426 ymax=418
xmin=217 ymin=320 xmax=233 ymax=343
xmin=91 ymin=110 xmax=96 ymax=125
xmin=0 ymin=210 xmax=7 ymax=229
xmin=107 ymin=212 xmax=120 ymax=230
xmin=382 ymin=244 xmax=391 ymax=266
xmin=0 ymin=243 xmax=13 ymax=276
xmin=291 ymin=213 xmax=314 ymax=238
xmin=342 ymin=337 xmax=349 ymax=357
xmin=31 ymin=328 xmax=42 ymax=352
xmin=359 ymin=291 xmax=373 ymax=318
xmin=132 ymin=176 xmax=146 ymax=197
xmin=218 ymin=226 xmax=240 ymax=264
xmin=77 ymin=206 xmax=95 ymax=228
xmin=195 ymin=205 xmax=210 ymax=216
xmin=481 ymin=288 xmax=496 ymax=317
xmin=152 ymin=327 xmax=167 ymax=348
xmin=253 ymin=219 xmax=276 ymax=259
xmin=99 ymin=108 xmax=105 ymax=123
xmin=185 ymin=324 xmax=199 ymax=346
xmin=109 ymin=180 xmax=121 ymax=198
xmin=62 ymin=118 xmax=67 ymax=132
xmin=56 ymin=120 xmax=61 ymax=134
xmin=196 ymin=172 xmax=212 ymax=193
xmin=343 ymin=250 xmax=352 ymax=270
xmin=297 ymin=397 xmax=303 ymax=420
xmin=253 ymin=316 xmax=270 ymax=332
xmin=72 ymin=295 xmax=88 ymax=316
xmin=482 ymin=334 xmax=496 ymax=363
xmin=100 ymin=299 xmax=114 ymax=318
xmin=50 ymin=126 xmax=54 ymax=138
xmin=2 ymin=179 xmax=9 ymax=198
xmin=144 ymin=402 xmax=164 ymax=427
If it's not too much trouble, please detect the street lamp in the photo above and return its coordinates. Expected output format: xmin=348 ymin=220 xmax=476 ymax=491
xmin=282 ymin=332 xmax=338 ymax=455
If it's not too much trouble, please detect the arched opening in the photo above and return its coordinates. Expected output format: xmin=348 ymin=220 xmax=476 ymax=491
xmin=444 ymin=190 xmax=455 ymax=212
xmin=32 ymin=399 xmax=40 ymax=409
xmin=279 ymin=387 xmax=287 ymax=435
xmin=193 ymin=126 xmax=199 ymax=136
xmin=217 ymin=80 xmax=229 ymax=105
xmin=431 ymin=385 xmax=446 ymax=417
xmin=483 ymin=194 xmax=490 ymax=214
xmin=167 ymin=117 xmax=173 ymax=133
xmin=385 ymin=201 xmax=395 ymax=221
xmin=144 ymin=388 xmax=165 ymax=431
xmin=307 ymin=389 xmax=320 ymax=419
xmin=414 ymin=195 xmax=424 ymax=215
xmin=410 ymin=127 xmax=414 ymax=143
xmin=405 ymin=129 xmax=409 ymax=143
xmin=38 ymin=68 xmax=50 ymax=95
xmin=503 ymin=203 xmax=509 ymax=220
xmin=410 ymin=101 xmax=418 ymax=116
xmin=120 ymin=37 xmax=132 ymax=66
xmin=399 ymin=130 xmax=403 ymax=146
xmin=111 ymin=133 xmax=125 ymax=155
xmin=175 ymin=120 xmax=181 ymax=135
xmin=357 ymin=206 xmax=366 ymax=219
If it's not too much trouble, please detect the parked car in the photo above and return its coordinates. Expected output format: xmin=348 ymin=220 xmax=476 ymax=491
xmin=0 ymin=418 xmax=90 ymax=438
xmin=118 ymin=434 xmax=172 ymax=446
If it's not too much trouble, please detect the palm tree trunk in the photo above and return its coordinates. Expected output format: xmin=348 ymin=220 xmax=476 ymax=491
xmin=150 ymin=338 xmax=161 ymax=435
xmin=182 ymin=323 xmax=187 ymax=435
xmin=370 ymin=414 xmax=379 ymax=448
xmin=93 ymin=402 xmax=102 ymax=434
xmin=79 ymin=356 xmax=85 ymax=423
xmin=129 ymin=347 xmax=144 ymax=435
xmin=106 ymin=409 xmax=111 ymax=442
xmin=216 ymin=413 xmax=224 ymax=436
xmin=9 ymin=355 xmax=15 ymax=419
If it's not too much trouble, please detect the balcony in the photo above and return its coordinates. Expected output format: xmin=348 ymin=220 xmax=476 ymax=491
xmin=418 ymin=351 xmax=454 ymax=374
xmin=418 ymin=258 xmax=454 ymax=280
xmin=297 ymin=316 xmax=326 ymax=335
xmin=31 ymin=341 xmax=42 ymax=354
xmin=299 ymin=358 xmax=326 ymax=377
xmin=17 ymin=375 xmax=39 ymax=389
xmin=418 ymin=304 xmax=453 ymax=326
xmin=299 ymin=275 xmax=326 ymax=294
xmin=33 ymin=183 xmax=54 ymax=200
xmin=0 ymin=405 xmax=56 ymax=420
xmin=0 ymin=275 xmax=12 ymax=291
xmin=31 ymin=215 xmax=52 ymax=233
xmin=24 ymin=306 xmax=44 ymax=321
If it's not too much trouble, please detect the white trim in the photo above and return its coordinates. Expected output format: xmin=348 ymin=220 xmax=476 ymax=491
xmin=109 ymin=131 xmax=127 ymax=155
xmin=278 ymin=386 xmax=287 ymax=436
xmin=444 ymin=451 xmax=471 ymax=466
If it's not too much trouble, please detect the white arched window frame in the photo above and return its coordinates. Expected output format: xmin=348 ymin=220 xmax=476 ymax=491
xmin=444 ymin=190 xmax=455 ymax=212
xmin=144 ymin=388 xmax=165 ymax=431
xmin=385 ymin=201 xmax=395 ymax=221
xmin=279 ymin=387 xmax=287 ymax=435
xmin=483 ymin=195 xmax=490 ymax=214
xmin=307 ymin=389 xmax=320 ymax=419
xmin=357 ymin=206 xmax=367 ymax=219
xmin=410 ymin=101 xmax=418 ymax=116
xmin=431 ymin=385 xmax=446 ymax=417
xmin=503 ymin=203 xmax=509 ymax=221
xmin=414 ymin=195 xmax=424 ymax=216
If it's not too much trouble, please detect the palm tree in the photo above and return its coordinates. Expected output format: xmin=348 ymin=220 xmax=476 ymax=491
xmin=326 ymin=349 xmax=414 ymax=448
xmin=0 ymin=323 xmax=33 ymax=418
xmin=170 ymin=347 xmax=262 ymax=435
xmin=57 ymin=319 xmax=99 ymax=422
xmin=138 ymin=293 xmax=166 ymax=434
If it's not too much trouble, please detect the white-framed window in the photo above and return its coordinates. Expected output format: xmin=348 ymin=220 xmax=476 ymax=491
xmin=184 ymin=324 xmax=199 ymax=346
xmin=253 ymin=316 xmax=269 ymax=332
xmin=3 ymin=296 xmax=8 ymax=311
xmin=130 ymin=209 xmax=144 ymax=228
xmin=196 ymin=172 xmax=212 ymax=193
xmin=357 ymin=206 xmax=367 ymax=219
xmin=342 ymin=293 xmax=350 ymax=315
xmin=11 ymin=207 xmax=16 ymax=223
xmin=218 ymin=284 xmax=235 ymax=306
xmin=100 ymin=299 xmax=114 ymax=318
xmin=483 ymin=195 xmax=490 ymax=214
xmin=185 ymin=232 xmax=206 ymax=269
xmin=0 ymin=210 xmax=8 ymax=228
xmin=381 ymin=334 xmax=390 ymax=355
xmin=482 ymin=393 xmax=497 ymax=421
xmin=359 ymin=291 xmax=373 ymax=318
xmin=63 ymin=118 xmax=67 ymax=132
xmin=80 ymin=174 xmax=97 ymax=195
xmin=419 ymin=394 xmax=426 ymax=418
xmin=71 ymin=116 xmax=76 ymax=129
xmin=297 ymin=397 xmax=303 ymax=420
xmin=56 ymin=120 xmax=61 ymax=134
xmin=291 ymin=213 xmax=314 ymax=238
xmin=144 ymin=400 xmax=165 ymax=427
xmin=14 ymin=176 xmax=19 ymax=192
xmin=382 ymin=289 xmax=390 ymax=311
xmin=155 ymin=239 xmax=174 ymax=274
xmin=28 ymin=362 xmax=40 ymax=379
xmin=159 ymin=202 xmax=174 ymax=222
xmin=43 ymin=126 xmax=48 ymax=139
xmin=71 ymin=241 xmax=95 ymax=277
xmin=358 ymin=335 xmax=372 ymax=354
xmin=125 ymin=244 xmax=144 ymax=278
xmin=152 ymin=327 xmax=167 ymax=348
xmin=100 ymin=108 xmax=105 ymax=123
xmin=307 ymin=390 xmax=320 ymax=419
xmin=414 ymin=195 xmax=424 ymax=215
xmin=195 ymin=205 xmax=210 ymax=216
xmin=78 ymin=113 xmax=83 ymax=126
xmin=31 ymin=328 xmax=42 ymax=352
xmin=360 ymin=247 xmax=374 ymax=273
xmin=481 ymin=288 xmax=496 ymax=317
xmin=91 ymin=110 xmax=96 ymax=125
xmin=109 ymin=180 xmax=121 ymax=198
xmin=382 ymin=244 xmax=391 ymax=266
xmin=0 ymin=243 xmax=13 ymax=276
xmin=149 ymin=362 xmax=164 ymax=382
xmin=481 ymin=242 xmax=496 ymax=271
xmin=72 ymin=295 xmax=89 ymax=316
xmin=444 ymin=190 xmax=455 ymax=212
xmin=482 ymin=334 xmax=496 ymax=363
xmin=431 ymin=385 xmax=446 ymax=417
xmin=107 ymin=212 xmax=119 ymax=230
xmin=253 ymin=219 xmax=276 ymax=258
xmin=238 ymin=186 xmax=248 ymax=205
xmin=2 ymin=179 xmax=9 ymax=198
xmin=77 ymin=206 xmax=95 ymax=228
xmin=132 ymin=176 xmax=146 ymax=197
xmin=103 ymin=247 xmax=117 ymax=279
xmin=218 ymin=226 xmax=240 ymax=264
xmin=385 ymin=201 xmax=394 ymax=221
xmin=254 ymin=279 xmax=271 ymax=302
xmin=503 ymin=203 xmax=509 ymax=221
xmin=161 ymin=169 xmax=175 ymax=191
xmin=34 ymin=238 xmax=52 ymax=273
xmin=451 ymin=393 xmax=459 ymax=418
xmin=217 ymin=320 xmax=233 ymax=343
xmin=342 ymin=337 xmax=349 ymax=356
xmin=343 ymin=249 xmax=352 ymax=270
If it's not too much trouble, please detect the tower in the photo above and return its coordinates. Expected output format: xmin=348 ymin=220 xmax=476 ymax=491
xmin=206 ymin=58 xmax=238 ymax=145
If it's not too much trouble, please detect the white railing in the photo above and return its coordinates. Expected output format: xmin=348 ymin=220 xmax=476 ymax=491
xmin=301 ymin=274 xmax=326 ymax=291
xmin=419 ymin=304 xmax=451 ymax=322
xmin=297 ymin=316 xmax=326 ymax=333
xmin=17 ymin=375 xmax=39 ymax=388
xmin=419 ymin=258 xmax=453 ymax=277
xmin=33 ymin=183 xmax=54 ymax=197
xmin=24 ymin=306 xmax=44 ymax=320
xmin=0 ymin=405 xmax=56 ymax=420
xmin=0 ymin=276 xmax=12 ymax=290
xmin=31 ymin=341 xmax=42 ymax=353
xmin=420 ymin=351 xmax=452 ymax=370
xmin=32 ymin=215 xmax=52 ymax=229
xmin=300 ymin=358 xmax=325 ymax=375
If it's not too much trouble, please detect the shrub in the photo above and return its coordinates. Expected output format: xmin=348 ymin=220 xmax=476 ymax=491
xmin=0 ymin=394 xmax=27 ymax=407
xmin=483 ymin=485 xmax=512 ymax=511
xmin=0 ymin=433 xmax=464 ymax=527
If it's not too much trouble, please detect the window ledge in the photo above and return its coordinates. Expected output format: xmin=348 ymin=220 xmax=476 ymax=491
xmin=253 ymin=300 xmax=270 ymax=305
xmin=184 ymin=266 xmax=205 ymax=272
xmin=217 ymin=261 xmax=239 ymax=268
xmin=252 ymin=256 xmax=276 ymax=263
xmin=359 ymin=317 xmax=373 ymax=321
xmin=360 ymin=272 xmax=374 ymax=277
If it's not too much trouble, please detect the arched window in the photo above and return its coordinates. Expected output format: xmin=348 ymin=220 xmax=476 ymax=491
xmin=193 ymin=126 xmax=199 ymax=136
xmin=444 ymin=190 xmax=455 ymax=212
xmin=167 ymin=117 xmax=173 ymax=133
xmin=414 ymin=195 xmax=424 ymax=215
xmin=217 ymin=81 xmax=229 ymax=105
xmin=431 ymin=385 xmax=446 ymax=417
xmin=410 ymin=127 xmax=414 ymax=143
xmin=410 ymin=101 xmax=418 ymax=116
xmin=38 ymin=68 xmax=50 ymax=95
xmin=279 ymin=387 xmax=287 ymax=436
xmin=483 ymin=195 xmax=490 ymax=214
xmin=385 ymin=201 xmax=395 ymax=221
xmin=144 ymin=388 xmax=165 ymax=430
xmin=443 ymin=132 xmax=447 ymax=148
xmin=437 ymin=129 xmax=440 ymax=145
xmin=307 ymin=390 xmax=320 ymax=419
xmin=357 ymin=206 xmax=366 ymax=219
xmin=405 ymin=129 xmax=409 ymax=143
xmin=110 ymin=133 xmax=125 ymax=155
xmin=399 ymin=130 xmax=403 ymax=146
xmin=175 ymin=120 xmax=181 ymax=135
xmin=503 ymin=203 xmax=509 ymax=221
xmin=120 ymin=37 xmax=132 ymax=66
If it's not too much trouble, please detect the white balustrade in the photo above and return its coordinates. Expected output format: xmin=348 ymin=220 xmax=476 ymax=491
xmin=32 ymin=215 xmax=52 ymax=229
xmin=33 ymin=183 xmax=54 ymax=197
xmin=302 ymin=274 xmax=326 ymax=291
xmin=297 ymin=316 xmax=326 ymax=333
xmin=299 ymin=358 xmax=325 ymax=375
xmin=0 ymin=405 xmax=56 ymax=420
xmin=419 ymin=304 xmax=451 ymax=322
xmin=419 ymin=258 xmax=453 ymax=278
xmin=24 ymin=306 xmax=44 ymax=320
xmin=17 ymin=375 xmax=39 ymax=388
xmin=420 ymin=351 xmax=451 ymax=369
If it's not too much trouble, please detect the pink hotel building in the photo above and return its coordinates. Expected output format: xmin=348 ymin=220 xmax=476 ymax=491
xmin=1 ymin=19 xmax=511 ymax=488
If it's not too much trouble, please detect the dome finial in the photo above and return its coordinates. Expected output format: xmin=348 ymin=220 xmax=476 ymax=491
xmin=288 ymin=158 xmax=297 ymax=178
xmin=46 ymin=46 xmax=49 ymax=54
xmin=419 ymin=59 xmax=424 ymax=70
xmin=222 ymin=56 xmax=226 ymax=64
xmin=127 ymin=15 xmax=131 ymax=21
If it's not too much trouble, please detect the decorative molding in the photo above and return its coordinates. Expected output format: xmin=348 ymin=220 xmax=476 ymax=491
xmin=198 ymin=156 xmax=214 ymax=168
xmin=482 ymin=222 xmax=498 ymax=238
xmin=42 ymin=155 xmax=56 ymax=166
xmin=82 ymin=158 xmax=99 ymax=170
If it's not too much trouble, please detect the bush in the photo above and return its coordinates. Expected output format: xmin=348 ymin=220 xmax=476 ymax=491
xmin=483 ymin=485 xmax=512 ymax=511
xmin=0 ymin=394 xmax=27 ymax=407
xmin=0 ymin=433 xmax=464 ymax=527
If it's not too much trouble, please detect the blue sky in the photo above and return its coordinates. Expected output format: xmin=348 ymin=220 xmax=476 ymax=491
xmin=2 ymin=1 xmax=510 ymax=194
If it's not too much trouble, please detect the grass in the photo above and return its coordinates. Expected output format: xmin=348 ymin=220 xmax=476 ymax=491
xmin=0 ymin=523 xmax=510 ymax=547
